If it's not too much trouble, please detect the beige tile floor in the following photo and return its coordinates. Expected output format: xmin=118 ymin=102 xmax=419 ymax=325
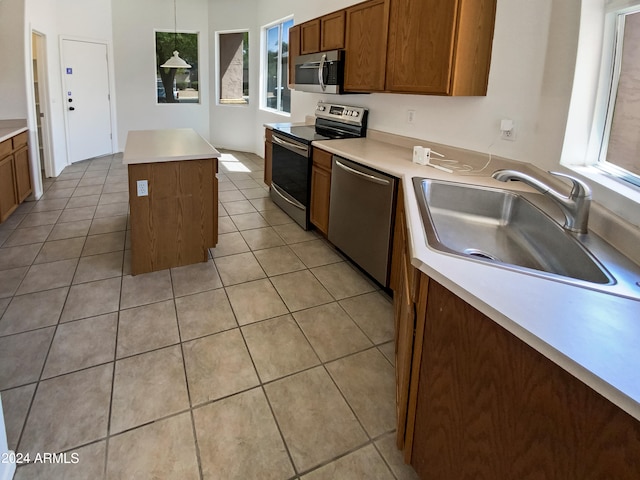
xmin=0 ymin=150 xmax=419 ymax=480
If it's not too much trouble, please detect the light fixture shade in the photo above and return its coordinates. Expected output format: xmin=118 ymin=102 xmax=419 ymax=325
xmin=161 ymin=51 xmax=191 ymax=69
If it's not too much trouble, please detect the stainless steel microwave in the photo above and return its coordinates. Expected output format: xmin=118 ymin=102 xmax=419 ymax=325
xmin=294 ymin=50 xmax=344 ymax=94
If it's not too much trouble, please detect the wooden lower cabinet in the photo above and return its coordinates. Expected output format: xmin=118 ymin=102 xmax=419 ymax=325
xmin=309 ymin=147 xmax=332 ymax=235
xmin=0 ymin=132 xmax=31 ymax=223
xmin=0 ymin=154 xmax=18 ymax=222
xmin=128 ymin=158 xmax=217 ymax=275
xmin=391 ymin=180 xmax=640 ymax=478
xmin=264 ymin=128 xmax=272 ymax=187
xmin=14 ymin=146 xmax=32 ymax=202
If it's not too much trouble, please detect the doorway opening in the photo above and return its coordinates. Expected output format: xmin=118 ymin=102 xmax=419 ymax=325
xmin=31 ymin=31 xmax=53 ymax=180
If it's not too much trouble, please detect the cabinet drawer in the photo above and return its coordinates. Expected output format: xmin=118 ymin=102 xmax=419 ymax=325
xmin=0 ymin=139 xmax=10 ymax=160
xmin=12 ymin=131 xmax=28 ymax=149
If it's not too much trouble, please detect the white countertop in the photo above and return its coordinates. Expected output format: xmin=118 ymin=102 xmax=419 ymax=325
xmin=123 ymin=128 xmax=220 ymax=165
xmin=313 ymin=136 xmax=640 ymax=421
xmin=0 ymin=119 xmax=28 ymax=144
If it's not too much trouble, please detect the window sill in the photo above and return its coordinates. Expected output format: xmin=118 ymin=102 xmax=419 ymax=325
xmin=260 ymin=107 xmax=291 ymax=117
xmin=564 ymin=164 xmax=640 ymax=228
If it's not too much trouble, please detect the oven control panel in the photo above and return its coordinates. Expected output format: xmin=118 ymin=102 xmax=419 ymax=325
xmin=316 ymin=102 xmax=368 ymax=126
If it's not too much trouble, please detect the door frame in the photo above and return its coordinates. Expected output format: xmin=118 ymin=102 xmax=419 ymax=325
xmin=59 ymin=35 xmax=118 ymax=166
xmin=30 ymin=30 xmax=54 ymax=180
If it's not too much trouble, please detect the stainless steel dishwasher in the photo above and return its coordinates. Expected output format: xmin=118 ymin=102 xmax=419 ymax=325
xmin=328 ymin=156 xmax=397 ymax=286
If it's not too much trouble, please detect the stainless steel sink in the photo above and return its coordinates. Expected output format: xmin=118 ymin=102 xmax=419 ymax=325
xmin=413 ymin=178 xmax=614 ymax=285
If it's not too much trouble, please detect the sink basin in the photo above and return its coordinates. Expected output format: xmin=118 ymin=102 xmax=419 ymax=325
xmin=413 ymin=178 xmax=613 ymax=285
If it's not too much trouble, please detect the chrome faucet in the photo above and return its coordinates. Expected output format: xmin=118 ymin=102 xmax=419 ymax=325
xmin=491 ymin=170 xmax=592 ymax=234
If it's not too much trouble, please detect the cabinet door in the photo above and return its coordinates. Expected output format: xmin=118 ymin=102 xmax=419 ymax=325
xmin=344 ymin=0 xmax=390 ymax=92
xmin=394 ymin=256 xmax=414 ymax=449
xmin=386 ymin=0 xmax=496 ymax=95
xmin=14 ymin=146 xmax=32 ymax=203
xmin=411 ymin=280 xmax=640 ymax=479
xmin=288 ymin=25 xmax=301 ymax=89
xmin=0 ymin=155 xmax=18 ymax=222
xmin=300 ymin=19 xmax=321 ymax=54
xmin=264 ymin=129 xmax=272 ymax=187
xmin=310 ymin=165 xmax=331 ymax=235
xmin=386 ymin=0 xmax=457 ymax=95
xmin=320 ymin=10 xmax=346 ymax=50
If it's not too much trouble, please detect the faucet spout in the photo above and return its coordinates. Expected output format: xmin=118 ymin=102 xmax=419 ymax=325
xmin=491 ymin=169 xmax=592 ymax=234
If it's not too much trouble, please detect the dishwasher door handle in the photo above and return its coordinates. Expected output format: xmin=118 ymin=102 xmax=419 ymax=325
xmin=334 ymin=160 xmax=390 ymax=185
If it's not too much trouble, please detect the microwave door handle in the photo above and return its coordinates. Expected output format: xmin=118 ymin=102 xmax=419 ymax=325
xmin=300 ymin=62 xmax=321 ymax=69
xmin=318 ymin=54 xmax=327 ymax=91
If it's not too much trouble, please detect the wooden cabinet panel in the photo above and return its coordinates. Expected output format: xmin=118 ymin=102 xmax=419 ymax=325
xmin=12 ymin=131 xmax=28 ymax=149
xmin=344 ymin=0 xmax=390 ymax=92
xmin=0 ymin=139 xmax=11 ymax=159
xmin=320 ymin=10 xmax=346 ymax=50
xmin=309 ymin=147 xmax=333 ymax=235
xmin=264 ymin=129 xmax=272 ymax=187
xmin=288 ymin=25 xmax=301 ymax=89
xmin=14 ymin=146 xmax=32 ymax=203
xmin=300 ymin=19 xmax=321 ymax=54
xmin=386 ymin=0 xmax=496 ymax=95
xmin=0 ymin=132 xmax=31 ymax=223
xmin=128 ymin=159 xmax=215 ymax=275
xmin=411 ymin=280 xmax=640 ymax=479
xmin=0 ymin=155 xmax=18 ymax=222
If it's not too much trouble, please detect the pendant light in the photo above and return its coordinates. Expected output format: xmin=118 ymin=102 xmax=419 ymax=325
xmin=161 ymin=0 xmax=191 ymax=69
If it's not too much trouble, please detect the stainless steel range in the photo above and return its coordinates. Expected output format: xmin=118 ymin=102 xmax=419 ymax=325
xmin=269 ymin=102 xmax=368 ymax=229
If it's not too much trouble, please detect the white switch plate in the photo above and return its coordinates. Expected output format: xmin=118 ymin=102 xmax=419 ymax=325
xmin=137 ymin=180 xmax=148 ymax=197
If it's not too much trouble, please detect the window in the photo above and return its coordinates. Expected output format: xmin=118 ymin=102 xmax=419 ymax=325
xmin=598 ymin=6 xmax=640 ymax=186
xmin=263 ymin=17 xmax=293 ymax=113
xmin=155 ymin=31 xmax=199 ymax=104
xmin=218 ymin=31 xmax=249 ymax=105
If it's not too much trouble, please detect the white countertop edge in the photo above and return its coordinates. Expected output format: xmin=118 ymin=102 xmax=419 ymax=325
xmin=0 ymin=126 xmax=28 ymax=144
xmin=313 ymin=137 xmax=640 ymax=421
xmin=123 ymin=129 xmax=220 ymax=165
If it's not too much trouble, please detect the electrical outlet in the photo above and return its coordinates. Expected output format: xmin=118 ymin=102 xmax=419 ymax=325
xmin=407 ymin=109 xmax=416 ymax=125
xmin=137 ymin=180 xmax=148 ymax=197
xmin=500 ymin=119 xmax=516 ymax=141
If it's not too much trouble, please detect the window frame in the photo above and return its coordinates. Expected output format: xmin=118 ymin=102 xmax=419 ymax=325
xmin=154 ymin=29 xmax=200 ymax=105
xmin=215 ymin=29 xmax=250 ymax=107
xmin=595 ymin=4 xmax=640 ymax=187
xmin=261 ymin=15 xmax=293 ymax=115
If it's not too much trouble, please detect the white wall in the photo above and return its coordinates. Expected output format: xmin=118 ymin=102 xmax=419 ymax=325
xmin=112 ymin=0 xmax=210 ymax=149
xmin=208 ymin=0 xmax=581 ymax=175
xmin=25 ymin=0 xmax=116 ymax=181
xmin=208 ymin=0 xmax=363 ymax=152
xmin=0 ymin=0 xmax=27 ymax=119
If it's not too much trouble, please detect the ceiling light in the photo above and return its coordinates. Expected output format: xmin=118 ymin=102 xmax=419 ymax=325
xmin=161 ymin=0 xmax=191 ymax=69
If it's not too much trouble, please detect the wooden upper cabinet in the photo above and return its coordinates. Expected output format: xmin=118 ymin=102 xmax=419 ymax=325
xmin=288 ymin=25 xmax=301 ymax=88
xmin=300 ymin=19 xmax=321 ymax=54
xmin=320 ymin=10 xmax=346 ymax=50
xmin=344 ymin=0 xmax=391 ymax=92
xmin=386 ymin=0 xmax=497 ymax=95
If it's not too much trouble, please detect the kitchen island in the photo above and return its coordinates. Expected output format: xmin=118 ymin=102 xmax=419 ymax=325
xmin=123 ymin=128 xmax=220 ymax=275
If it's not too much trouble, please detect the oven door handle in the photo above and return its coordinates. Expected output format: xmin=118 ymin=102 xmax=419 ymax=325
xmin=271 ymin=183 xmax=305 ymax=210
xmin=335 ymin=160 xmax=390 ymax=185
xmin=272 ymin=135 xmax=309 ymax=154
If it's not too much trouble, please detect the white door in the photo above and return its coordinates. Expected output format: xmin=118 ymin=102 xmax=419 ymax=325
xmin=62 ymin=39 xmax=113 ymax=163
